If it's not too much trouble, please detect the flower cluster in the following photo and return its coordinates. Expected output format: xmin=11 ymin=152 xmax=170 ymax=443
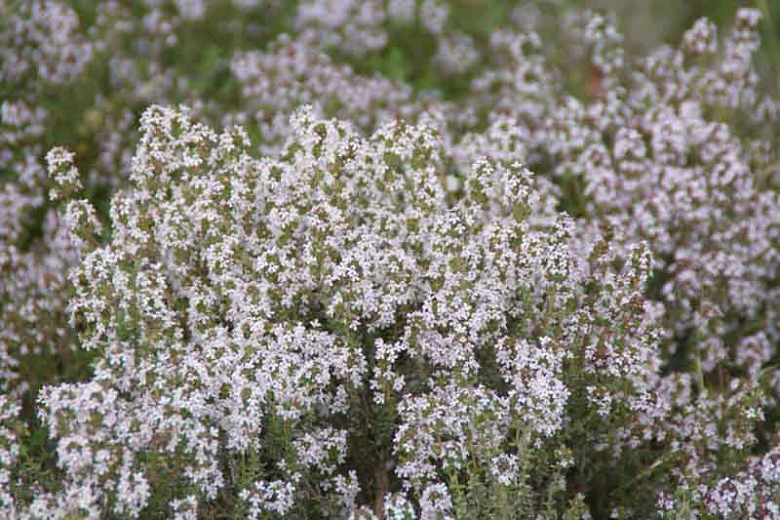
xmin=231 ymin=34 xmax=413 ymax=156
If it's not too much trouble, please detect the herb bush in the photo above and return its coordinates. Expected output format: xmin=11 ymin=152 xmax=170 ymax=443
xmin=2 ymin=1 xmax=780 ymax=518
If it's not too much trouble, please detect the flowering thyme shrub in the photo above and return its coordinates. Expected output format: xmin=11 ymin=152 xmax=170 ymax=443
xmin=10 ymin=105 xmax=661 ymax=518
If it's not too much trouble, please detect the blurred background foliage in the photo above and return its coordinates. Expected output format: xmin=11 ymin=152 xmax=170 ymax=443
xmin=2 ymin=1 xmax=780 ymax=516
xmin=53 ymin=0 xmax=780 ymax=104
